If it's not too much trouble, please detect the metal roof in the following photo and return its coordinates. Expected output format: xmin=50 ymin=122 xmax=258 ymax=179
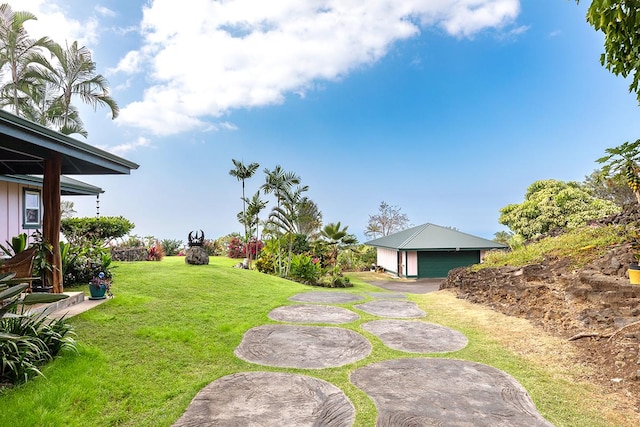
xmin=0 ymin=109 xmax=139 ymax=175
xmin=0 ymin=174 xmax=103 ymax=196
xmin=365 ymin=223 xmax=508 ymax=251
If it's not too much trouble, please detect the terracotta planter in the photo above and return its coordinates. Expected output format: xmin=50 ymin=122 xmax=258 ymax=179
xmin=629 ymin=269 xmax=640 ymax=285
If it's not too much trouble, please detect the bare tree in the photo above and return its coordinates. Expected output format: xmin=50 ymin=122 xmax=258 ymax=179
xmin=365 ymin=201 xmax=409 ymax=239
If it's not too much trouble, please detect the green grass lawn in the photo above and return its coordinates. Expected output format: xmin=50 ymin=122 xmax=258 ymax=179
xmin=0 ymin=257 xmax=633 ymax=426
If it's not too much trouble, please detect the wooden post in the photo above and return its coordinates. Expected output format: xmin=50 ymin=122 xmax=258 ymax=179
xmin=43 ymin=153 xmax=63 ymax=293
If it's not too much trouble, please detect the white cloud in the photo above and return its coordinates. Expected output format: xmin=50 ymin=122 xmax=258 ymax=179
xmin=10 ymin=0 xmax=100 ymax=46
xmin=115 ymin=0 xmax=520 ymax=135
xmin=8 ymin=0 xmax=522 ymax=136
xmin=103 ymin=136 xmax=152 ymax=155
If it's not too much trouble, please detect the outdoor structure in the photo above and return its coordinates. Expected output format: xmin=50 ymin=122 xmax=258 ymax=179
xmin=365 ymin=223 xmax=507 ymax=279
xmin=0 ymin=174 xmax=104 ymax=247
xmin=0 ymin=110 xmax=139 ymax=292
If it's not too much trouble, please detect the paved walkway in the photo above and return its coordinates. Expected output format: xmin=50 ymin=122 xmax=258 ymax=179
xmin=174 ymin=290 xmax=554 ymax=426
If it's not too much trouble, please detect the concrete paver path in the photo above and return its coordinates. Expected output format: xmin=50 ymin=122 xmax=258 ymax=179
xmin=361 ymin=320 xmax=468 ymax=353
xmin=288 ymin=292 xmax=364 ymax=304
xmin=235 ymin=324 xmax=371 ymax=369
xmin=354 ymin=299 xmax=426 ymax=318
xmin=268 ymin=304 xmax=360 ymax=324
xmin=172 ymin=372 xmax=355 ymax=427
xmin=351 ymin=358 xmax=554 ymax=427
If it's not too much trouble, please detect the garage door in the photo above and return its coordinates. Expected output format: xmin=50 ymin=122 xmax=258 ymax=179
xmin=417 ymin=251 xmax=480 ymax=278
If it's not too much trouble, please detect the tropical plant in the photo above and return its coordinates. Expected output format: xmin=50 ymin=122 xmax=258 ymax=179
xmin=289 ymin=253 xmax=321 ymax=284
xmin=1 ymin=272 xmax=76 ymax=387
xmin=33 ymin=40 xmax=119 ymax=135
xmin=227 ymin=236 xmax=245 ymax=259
xmin=0 ymin=3 xmax=55 ymax=116
xmin=30 ymin=230 xmax=54 ymax=289
xmin=0 ymin=232 xmax=27 ymax=257
xmin=160 ymin=239 xmax=183 ymax=256
xmin=320 ymin=221 xmax=358 ymax=268
xmin=595 ymin=140 xmax=640 ymax=204
xmin=229 ymin=159 xmax=260 ymax=242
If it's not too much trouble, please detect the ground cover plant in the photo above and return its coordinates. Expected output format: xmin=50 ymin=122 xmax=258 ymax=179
xmin=481 ymin=224 xmax=628 ymax=269
xmin=0 ymin=258 xmax=634 ymax=426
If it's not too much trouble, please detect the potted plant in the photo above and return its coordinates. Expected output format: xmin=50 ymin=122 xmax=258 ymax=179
xmin=30 ymin=231 xmax=55 ymax=293
xmin=89 ymin=272 xmax=112 ymax=300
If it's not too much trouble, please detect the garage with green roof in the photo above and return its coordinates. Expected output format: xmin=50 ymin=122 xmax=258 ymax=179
xmin=365 ymin=223 xmax=507 ymax=278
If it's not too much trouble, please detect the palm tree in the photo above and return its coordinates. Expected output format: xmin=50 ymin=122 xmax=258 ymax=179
xmin=267 ymin=184 xmax=308 ymax=276
xmin=0 ymin=3 xmax=55 ymax=116
xmin=295 ymin=197 xmax=322 ymax=239
xmin=321 ymin=221 xmax=358 ymax=268
xmin=261 ymin=165 xmax=301 ymax=209
xmin=229 ymin=159 xmax=260 ymax=243
xmin=244 ymin=190 xmax=268 ymax=240
xmin=262 ymin=166 xmax=302 ymax=274
xmin=35 ymin=41 xmax=118 ymax=134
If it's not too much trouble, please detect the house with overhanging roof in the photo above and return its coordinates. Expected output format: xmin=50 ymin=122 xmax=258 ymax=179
xmin=0 ymin=174 xmax=104 ymax=249
xmin=365 ymin=223 xmax=507 ymax=279
xmin=0 ymin=109 xmax=138 ymax=292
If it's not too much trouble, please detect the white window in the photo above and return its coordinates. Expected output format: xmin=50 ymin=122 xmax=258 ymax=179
xmin=23 ymin=189 xmax=41 ymax=228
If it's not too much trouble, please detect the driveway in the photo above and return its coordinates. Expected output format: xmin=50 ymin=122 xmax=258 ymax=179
xmin=366 ymin=278 xmax=443 ymax=294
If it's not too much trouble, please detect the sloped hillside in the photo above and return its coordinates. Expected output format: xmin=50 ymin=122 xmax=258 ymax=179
xmin=441 ymin=211 xmax=640 ymax=409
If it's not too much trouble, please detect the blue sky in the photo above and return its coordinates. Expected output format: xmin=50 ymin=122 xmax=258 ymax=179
xmin=10 ymin=0 xmax=640 ymax=243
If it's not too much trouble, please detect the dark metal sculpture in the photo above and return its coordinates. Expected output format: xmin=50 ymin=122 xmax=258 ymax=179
xmin=188 ymin=230 xmax=204 ymax=247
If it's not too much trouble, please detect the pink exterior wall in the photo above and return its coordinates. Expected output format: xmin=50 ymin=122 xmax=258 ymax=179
xmin=406 ymin=251 xmax=418 ymax=277
xmin=0 ymin=181 xmax=41 ymax=255
xmin=376 ymin=247 xmax=398 ymax=274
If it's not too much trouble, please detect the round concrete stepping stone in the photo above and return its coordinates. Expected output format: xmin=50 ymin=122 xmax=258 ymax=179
xmin=235 ymin=324 xmax=371 ymax=369
xmin=289 ymin=292 xmax=364 ymax=304
xmin=173 ymin=371 xmax=355 ymax=427
xmin=354 ymin=300 xmax=425 ymax=318
xmin=361 ymin=320 xmax=468 ymax=353
xmin=367 ymin=292 xmax=407 ymax=299
xmin=351 ymin=358 xmax=553 ymax=427
xmin=268 ymin=304 xmax=360 ymax=324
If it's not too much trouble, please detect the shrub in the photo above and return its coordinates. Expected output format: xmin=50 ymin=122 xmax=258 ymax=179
xmin=202 ymin=239 xmax=223 ymax=256
xmin=62 ymin=240 xmax=113 ymax=285
xmin=254 ymin=253 xmax=274 ymax=274
xmin=147 ymin=242 xmax=165 ymax=261
xmin=227 ymin=236 xmax=245 ymax=259
xmin=289 ymin=253 xmax=321 ymax=284
xmin=318 ymin=266 xmax=352 ymax=288
xmin=61 ymin=216 xmax=134 ymax=245
xmin=0 ymin=308 xmax=76 ymax=387
xmin=337 ymin=245 xmax=376 ymax=271
xmin=160 ymin=239 xmax=183 ymax=256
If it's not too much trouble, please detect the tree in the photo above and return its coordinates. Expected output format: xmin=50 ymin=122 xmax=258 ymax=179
xmin=60 ymin=200 xmax=75 ymax=219
xmin=493 ymin=230 xmax=513 ymax=246
xmin=295 ymin=197 xmax=322 ymax=239
xmin=36 ymin=40 xmax=118 ymax=135
xmin=575 ymin=1 xmax=640 ymax=104
xmin=498 ymin=179 xmax=620 ymax=239
xmin=321 ymin=221 xmax=358 ymax=268
xmin=0 ymin=3 xmax=55 ymax=116
xmin=365 ymin=201 xmax=409 ymax=239
xmin=595 ymin=140 xmax=640 ymax=204
xmin=243 ymin=190 xmax=268 ymax=240
xmin=266 ymin=184 xmax=308 ymax=276
xmin=229 ymin=159 xmax=260 ymax=242
xmin=583 ymin=168 xmax=636 ymax=207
